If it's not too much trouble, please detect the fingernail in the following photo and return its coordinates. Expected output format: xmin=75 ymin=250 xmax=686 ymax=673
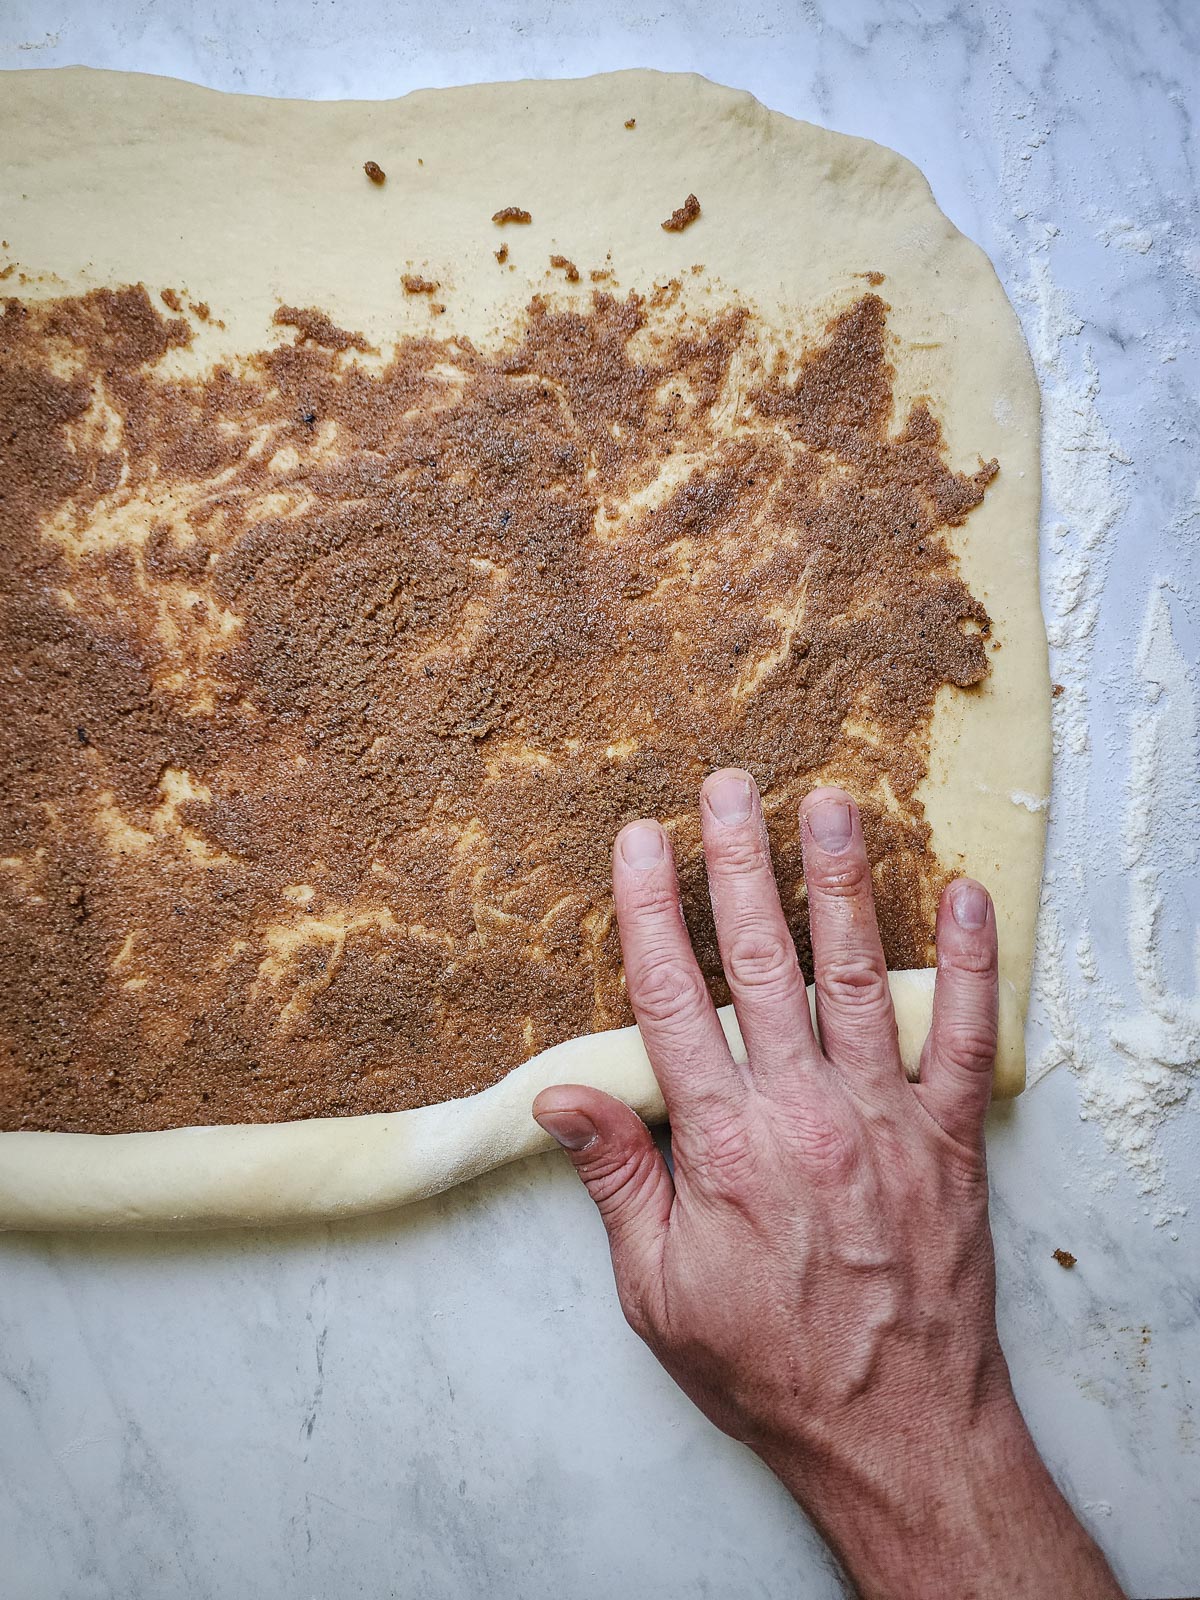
xmin=619 ymin=821 xmax=666 ymax=870
xmin=951 ymin=880 xmax=989 ymax=930
xmin=535 ymin=1110 xmax=597 ymax=1151
xmin=706 ymin=772 xmax=752 ymax=825
xmin=805 ymin=798 xmax=853 ymax=853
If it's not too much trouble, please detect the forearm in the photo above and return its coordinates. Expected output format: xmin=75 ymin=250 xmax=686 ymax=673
xmin=759 ymin=1397 xmax=1125 ymax=1600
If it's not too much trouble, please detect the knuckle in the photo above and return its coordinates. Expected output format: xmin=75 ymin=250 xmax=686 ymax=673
xmin=579 ymin=1142 xmax=647 ymax=1210
xmin=628 ymin=951 xmax=710 ymax=1028
xmin=809 ymin=852 xmax=872 ymax=898
xmin=938 ymin=1020 xmax=998 ymax=1074
xmin=939 ymin=939 xmax=998 ymax=979
xmin=790 ymin=1105 xmax=859 ymax=1180
xmin=707 ymin=829 xmax=770 ymax=879
xmin=625 ymin=878 xmax=682 ymax=921
xmin=725 ymin=925 xmax=801 ymax=995
xmin=818 ymin=957 xmax=891 ymax=1012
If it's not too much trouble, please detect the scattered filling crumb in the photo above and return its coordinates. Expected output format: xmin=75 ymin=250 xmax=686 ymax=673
xmin=662 ymin=194 xmax=701 ymax=233
xmin=364 ymin=160 xmax=386 ymax=186
xmin=549 ymin=255 xmax=580 ymax=283
xmin=492 ymin=206 xmax=532 ymax=225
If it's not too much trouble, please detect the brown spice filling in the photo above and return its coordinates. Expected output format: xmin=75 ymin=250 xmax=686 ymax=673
xmin=364 ymin=161 xmax=386 ymax=186
xmin=272 ymin=305 xmax=373 ymax=352
xmin=492 ymin=207 xmax=532 ymax=225
xmin=662 ymin=194 xmax=701 ymax=233
xmin=401 ymin=275 xmax=439 ymax=295
xmin=549 ymin=255 xmax=581 ymax=283
xmin=0 ymin=284 xmax=994 ymax=1133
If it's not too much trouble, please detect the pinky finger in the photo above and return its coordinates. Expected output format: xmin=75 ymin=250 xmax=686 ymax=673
xmin=915 ymin=879 xmax=999 ymax=1149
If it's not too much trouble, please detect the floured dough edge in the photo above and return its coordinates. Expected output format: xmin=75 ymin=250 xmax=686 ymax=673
xmin=0 ymin=973 xmax=1022 ymax=1231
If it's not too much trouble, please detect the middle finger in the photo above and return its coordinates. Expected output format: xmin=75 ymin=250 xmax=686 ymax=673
xmin=701 ymin=769 xmax=821 ymax=1084
xmin=799 ymin=787 xmax=903 ymax=1089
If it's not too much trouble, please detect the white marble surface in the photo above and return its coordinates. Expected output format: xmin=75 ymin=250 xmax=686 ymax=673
xmin=2 ymin=2 xmax=1199 ymax=1596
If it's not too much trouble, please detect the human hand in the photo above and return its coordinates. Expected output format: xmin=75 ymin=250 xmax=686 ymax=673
xmin=533 ymin=772 xmax=1123 ymax=1600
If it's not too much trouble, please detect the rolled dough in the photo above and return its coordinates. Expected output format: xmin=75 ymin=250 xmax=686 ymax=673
xmin=0 ymin=67 xmax=1048 ymax=1230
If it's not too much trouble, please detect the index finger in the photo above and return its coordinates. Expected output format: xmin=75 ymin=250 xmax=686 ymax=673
xmin=613 ymin=819 xmax=744 ymax=1122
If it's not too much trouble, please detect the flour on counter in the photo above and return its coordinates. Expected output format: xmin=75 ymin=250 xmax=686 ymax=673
xmin=1097 ymin=586 xmax=1200 ymax=1179
xmin=1019 ymin=251 xmax=1124 ymax=853
xmin=1018 ymin=247 xmax=1199 ymax=1200
xmin=1097 ymin=217 xmax=1155 ymax=254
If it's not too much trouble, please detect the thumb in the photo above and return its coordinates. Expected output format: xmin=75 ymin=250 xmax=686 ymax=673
xmin=532 ymin=1085 xmax=672 ymax=1288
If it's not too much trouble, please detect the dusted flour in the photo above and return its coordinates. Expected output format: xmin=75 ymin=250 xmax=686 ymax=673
xmin=1017 ymin=251 xmax=1199 ymax=1198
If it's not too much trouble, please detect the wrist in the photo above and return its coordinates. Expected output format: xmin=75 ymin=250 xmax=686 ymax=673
xmin=758 ymin=1385 xmax=1123 ymax=1600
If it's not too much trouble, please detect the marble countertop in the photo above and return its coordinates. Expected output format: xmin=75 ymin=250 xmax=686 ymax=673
xmin=1 ymin=2 xmax=1198 ymax=1596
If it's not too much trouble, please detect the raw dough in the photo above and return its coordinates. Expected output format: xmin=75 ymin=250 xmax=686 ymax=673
xmin=0 ymin=68 xmax=1048 ymax=1229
